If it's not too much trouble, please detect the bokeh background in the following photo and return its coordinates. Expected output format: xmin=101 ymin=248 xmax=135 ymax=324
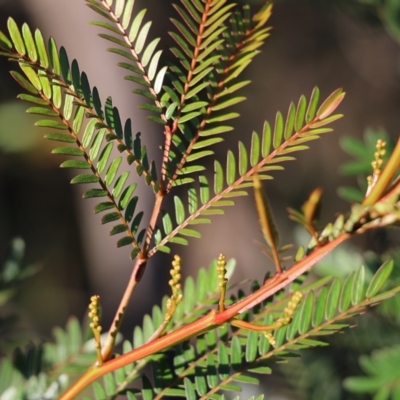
xmin=0 ymin=0 xmax=399 ymax=398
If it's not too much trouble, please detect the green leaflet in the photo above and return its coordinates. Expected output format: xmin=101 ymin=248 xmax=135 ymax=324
xmin=174 ymin=196 xmax=186 ymax=224
xmin=200 ymin=125 xmax=233 ymax=136
xmin=8 ymin=18 xmax=25 ymax=55
xmin=117 ymin=236 xmax=134 ymax=248
xmin=44 ymin=133 xmax=75 ymax=143
xmin=295 ymin=94 xmax=307 ymax=132
xmin=70 ymin=174 xmax=99 ymax=184
xmin=261 ymin=121 xmax=271 ymax=157
xmin=52 ymin=147 xmax=84 ymax=156
xmin=124 ymin=195 xmax=138 ymax=222
xmin=339 ymin=271 xmax=355 ymax=312
xmin=179 ymin=228 xmax=201 ymax=238
xmin=22 ymin=23 xmax=37 ymax=62
xmin=97 ymin=142 xmax=113 ymax=174
xmin=84 ymin=189 xmax=108 ymax=199
xmin=250 ymin=131 xmax=260 ymax=166
xmin=298 ymin=292 xmax=314 ymax=334
xmin=162 ymin=210 xmax=173 ymax=235
xmin=238 ymin=141 xmax=248 ymax=176
xmin=48 ymin=37 xmax=61 ymax=75
xmin=351 ymin=265 xmax=365 ymax=305
xmin=226 ymin=150 xmax=236 ymax=185
xmin=366 ymin=260 xmax=393 ymax=297
xmin=325 ymin=279 xmax=341 ymax=320
xmin=316 ymin=88 xmax=345 ymax=119
xmin=306 ymin=86 xmax=320 ymax=123
xmin=273 ymin=111 xmax=284 ymax=149
xmin=120 ymin=184 xmax=137 ymax=210
xmin=102 ymin=212 xmax=121 ymax=224
xmin=36 ymin=119 xmax=66 ymax=130
xmin=105 ymin=157 xmax=123 ymax=186
xmin=284 ymin=102 xmax=296 ymax=140
xmin=214 ymin=160 xmax=224 ymax=194
xmin=0 ymin=30 xmax=12 ymax=50
xmin=19 ymin=64 xmax=41 ymax=90
xmin=112 ymin=171 xmax=130 ymax=198
xmin=60 ymin=160 xmax=91 ymax=169
xmin=110 ymin=224 xmax=128 ymax=236
xmin=192 ymin=137 xmax=224 ymax=149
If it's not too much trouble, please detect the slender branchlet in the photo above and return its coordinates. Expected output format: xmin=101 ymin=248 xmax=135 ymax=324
xmin=88 ymin=295 xmax=103 ymax=366
xmin=265 ymin=290 xmax=303 ymax=347
xmin=231 ymin=290 xmax=303 ymax=347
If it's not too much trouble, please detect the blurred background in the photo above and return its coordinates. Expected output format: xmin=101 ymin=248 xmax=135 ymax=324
xmin=0 ymin=0 xmax=399 ymax=398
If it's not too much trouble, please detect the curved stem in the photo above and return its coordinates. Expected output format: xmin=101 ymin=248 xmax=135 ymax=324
xmin=60 ymin=231 xmax=351 ymax=399
xmin=101 ymin=255 xmax=147 ymax=362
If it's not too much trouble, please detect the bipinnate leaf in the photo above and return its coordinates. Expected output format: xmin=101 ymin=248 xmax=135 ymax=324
xmin=85 ymin=0 xmax=167 ymax=125
xmin=150 ymin=87 xmax=345 ymax=256
xmin=164 ymin=2 xmax=273 ymax=192
xmin=0 ymin=18 xmax=158 ymax=256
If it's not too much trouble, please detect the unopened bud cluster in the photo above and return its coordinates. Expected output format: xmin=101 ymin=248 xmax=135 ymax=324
xmin=264 ymin=291 xmax=303 ymax=347
xmin=217 ymin=254 xmax=228 ymax=288
xmin=166 ymin=255 xmax=183 ymax=321
xmin=89 ymin=295 xmax=102 ymax=335
xmin=368 ymin=139 xmax=386 ymax=187
xmin=169 ymin=255 xmax=183 ymax=301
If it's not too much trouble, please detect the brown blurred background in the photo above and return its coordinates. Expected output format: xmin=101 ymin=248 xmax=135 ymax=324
xmin=0 ymin=0 xmax=399 ymax=373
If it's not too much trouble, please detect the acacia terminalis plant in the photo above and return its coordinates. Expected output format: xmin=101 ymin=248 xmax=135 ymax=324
xmin=0 ymin=0 xmax=400 ymax=399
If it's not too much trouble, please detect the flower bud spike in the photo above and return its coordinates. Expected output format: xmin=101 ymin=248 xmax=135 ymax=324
xmin=264 ymin=332 xmax=276 ymax=348
xmin=366 ymin=139 xmax=387 ymax=197
xmin=88 ymin=295 xmax=103 ymax=366
xmin=165 ymin=255 xmax=183 ymax=323
xmin=146 ymin=255 xmax=183 ymax=344
xmin=217 ymin=254 xmax=228 ymax=312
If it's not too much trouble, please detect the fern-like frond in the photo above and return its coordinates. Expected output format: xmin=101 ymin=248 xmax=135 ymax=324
xmin=118 ymin=259 xmax=399 ymax=399
xmin=0 ymin=316 xmax=95 ymax=400
xmin=86 ymin=0 xmax=168 ymax=125
xmin=150 ymin=87 xmax=344 ymax=255
xmin=0 ymin=19 xmax=162 ymax=259
xmin=0 ymin=238 xmax=39 ymax=306
xmin=42 ymin=316 xmax=96 ymax=375
xmin=164 ymin=2 xmax=272 ymax=190
xmin=343 ymin=343 xmax=400 ymax=398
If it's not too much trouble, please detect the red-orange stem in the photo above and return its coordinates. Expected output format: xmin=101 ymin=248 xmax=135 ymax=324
xmin=59 ymin=232 xmax=350 ymax=399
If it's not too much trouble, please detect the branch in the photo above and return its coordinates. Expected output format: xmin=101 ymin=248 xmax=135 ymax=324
xmin=59 ymin=231 xmax=351 ymax=399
